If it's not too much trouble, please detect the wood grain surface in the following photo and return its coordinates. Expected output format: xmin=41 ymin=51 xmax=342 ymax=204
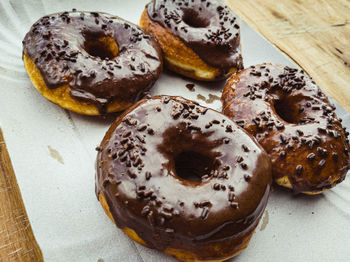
xmin=0 ymin=129 xmax=43 ymax=262
xmin=226 ymin=0 xmax=350 ymax=112
xmin=1 ymin=1 xmax=349 ymax=261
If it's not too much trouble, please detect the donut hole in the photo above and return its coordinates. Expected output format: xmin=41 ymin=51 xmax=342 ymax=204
xmin=182 ymin=9 xmax=210 ymax=28
xmin=84 ymin=34 xmax=118 ymax=59
xmin=175 ymin=151 xmax=213 ymax=182
xmin=274 ymin=97 xmax=300 ymax=123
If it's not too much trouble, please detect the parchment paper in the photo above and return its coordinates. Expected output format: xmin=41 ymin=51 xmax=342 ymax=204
xmin=0 ymin=0 xmax=349 ymax=261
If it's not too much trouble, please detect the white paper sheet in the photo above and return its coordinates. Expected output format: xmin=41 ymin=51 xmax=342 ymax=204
xmin=0 ymin=0 xmax=349 ymax=261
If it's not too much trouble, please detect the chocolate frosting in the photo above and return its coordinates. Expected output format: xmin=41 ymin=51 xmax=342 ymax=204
xmin=96 ymin=96 xmax=271 ymax=259
xmin=23 ymin=11 xmax=163 ymax=113
xmin=147 ymin=0 xmax=243 ymax=71
xmin=222 ymin=64 xmax=350 ymax=193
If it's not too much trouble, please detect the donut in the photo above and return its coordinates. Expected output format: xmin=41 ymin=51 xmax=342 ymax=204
xmin=139 ymin=0 xmax=243 ymax=81
xmin=22 ymin=11 xmax=163 ymax=115
xmin=222 ymin=63 xmax=350 ymax=194
xmin=95 ymin=96 xmax=271 ymax=261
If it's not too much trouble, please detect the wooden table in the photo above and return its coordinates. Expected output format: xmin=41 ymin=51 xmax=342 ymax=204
xmin=1 ymin=0 xmax=349 ymax=260
xmin=0 ymin=129 xmax=43 ymax=262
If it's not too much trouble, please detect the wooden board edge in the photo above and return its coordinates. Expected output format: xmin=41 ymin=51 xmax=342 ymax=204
xmin=0 ymin=128 xmax=44 ymax=261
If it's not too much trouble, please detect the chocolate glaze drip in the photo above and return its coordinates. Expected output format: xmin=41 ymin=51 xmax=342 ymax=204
xmin=147 ymin=0 xmax=243 ymax=71
xmin=23 ymin=11 xmax=163 ymax=113
xmin=96 ymin=96 xmax=271 ymax=259
xmin=222 ymin=64 xmax=350 ymax=193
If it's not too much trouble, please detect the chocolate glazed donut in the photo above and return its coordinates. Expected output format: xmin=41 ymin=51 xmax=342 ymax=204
xmin=140 ymin=0 xmax=243 ymax=81
xmin=222 ymin=64 xmax=350 ymax=194
xmin=23 ymin=11 xmax=162 ymax=115
xmin=96 ymin=96 xmax=271 ymax=261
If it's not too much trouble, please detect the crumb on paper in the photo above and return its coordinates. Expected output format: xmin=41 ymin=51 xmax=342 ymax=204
xmin=197 ymin=94 xmax=206 ymax=102
xmin=185 ymin=83 xmax=195 ymax=92
xmin=48 ymin=145 xmax=64 ymax=164
xmin=196 ymin=94 xmax=221 ymax=104
xmin=207 ymin=94 xmax=221 ymax=103
xmin=260 ymin=210 xmax=269 ymax=231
